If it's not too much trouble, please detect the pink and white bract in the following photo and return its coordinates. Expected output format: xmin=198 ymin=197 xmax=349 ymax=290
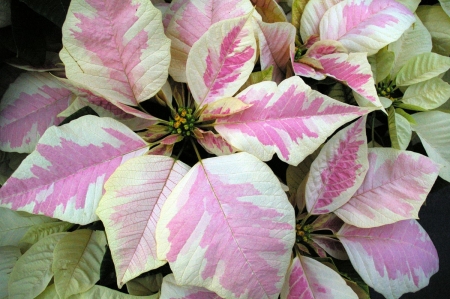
xmin=0 ymin=0 xmax=444 ymax=298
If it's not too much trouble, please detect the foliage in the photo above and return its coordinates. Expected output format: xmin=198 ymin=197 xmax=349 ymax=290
xmin=0 ymin=0 xmax=448 ymax=298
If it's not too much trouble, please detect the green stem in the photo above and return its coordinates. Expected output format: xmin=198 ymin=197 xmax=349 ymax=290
xmin=190 ymin=138 xmax=202 ymax=163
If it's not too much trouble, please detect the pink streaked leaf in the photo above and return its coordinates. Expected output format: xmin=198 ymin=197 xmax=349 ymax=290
xmin=195 ymin=129 xmax=237 ymax=156
xmin=335 ymin=148 xmax=440 ymax=228
xmin=280 ymin=255 xmax=357 ymax=299
xmin=186 ymin=13 xmax=257 ymax=107
xmin=60 ymin=92 xmax=156 ymax=131
xmin=311 ymin=236 xmax=349 ymax=260
xmin=160 ymin=274 xmax=221 ymax=299
xmin=0 ymin=72 xmax=73 ymax=153
xmin=199 ymin=97 xmax=252 ymax=122
xmin=156 ymin=153 xmax=295 ymax=299
xmin=320 ymin=0 xmax=415 ymax=55
xmin=306 ymin=117 xmax=368 ymax=214
xmin=299 ymin=0 xmax=342 ymax=43
xmin=0 ymin=116 xmax=149 ymax=225
xmin=311 ymin=213 xmax=344 ymax=234
xmin=60 ymin=0 xmax=170 ymax=106
xmin=215 ymin=76 xmax=370 ymax=165
xmin=96 ymin=155 xmax=190 ymax=287
xmin=255 ymin=19 xmax=296 ymax=83
xmin=165 ymin=0 xmax=254 ymax=82
xmin=318 ymin=52 xmax=382 ymax=108
xmin=251 ymin=0 xmax=287 ymax=23
xmin=337 ymin=220 xmax=439 ymax=298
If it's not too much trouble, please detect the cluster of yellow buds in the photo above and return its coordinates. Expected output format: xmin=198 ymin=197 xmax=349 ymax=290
xmin=376 ymin=80 xmax=397 ymax=100
xmin=296 ymin=223 xmax=312 ymax=244
xmin=169 ymin=107 xmax=195 ymax=136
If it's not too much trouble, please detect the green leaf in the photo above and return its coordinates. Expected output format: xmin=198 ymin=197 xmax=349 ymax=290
xmin=36 ymin=284 xmax=160 ymax=299
xmin=368 ymin=47 xmax=394 ymax=84
xmin=19 ymin=221 xmax=74 ymax=252
xmin=8 ymin=233 xmax=68 ymax=299
xmin=412 ymin=111 xmax=450 ymax=182
xmin=395 ymin=108 xmax=416 ymax=124
xmin=291 ymin=0 xmax=308 ymax=41
xmin=0 ymin=208 xmax=57 ymax=247
xmin=0 ymin=246 xmax=21 ymax=299
xmin=439 ymin=0 xmax=450 ymax=17
xmin=19 ymin=0 xmax=70 ymax=28
xmin=402 ymin=77 xmax=450 ymax=109
xmin=388 ymin=15 xmax=432 ymax=77
xmin=396 ymin=52 xmax=450 ymax=86
xmin=126 ymin=273 xmax=163 ymax=296
xmin=388 ymin=107 xmax=412 ymax=150
xmin=417 ymin=5 xmax=450 ymax=56
xmin=53 ymin=229 xmax=107 ymax=299
xmin=394 ymin=102 xmax=428 ymax=112
xmin=237 ymin=66 xmax=273 ymax=93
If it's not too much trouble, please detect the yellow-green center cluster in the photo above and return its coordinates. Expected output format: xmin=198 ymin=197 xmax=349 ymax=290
xmin=296 ymin=223 xmax=313 ymax=244
xmin=376 ymin=80 xmax=397 ymax=100
xmin=169 ymin=107 xmax=196 ymax=136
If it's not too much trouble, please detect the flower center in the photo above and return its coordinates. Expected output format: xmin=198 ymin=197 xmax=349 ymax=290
xmin=376 ymin=80 xmax=397 ymax=100
xmin=296 ymin=223 xmax=312 ymax=243
xmin=169 ymin=107 xmax=196 ymax=136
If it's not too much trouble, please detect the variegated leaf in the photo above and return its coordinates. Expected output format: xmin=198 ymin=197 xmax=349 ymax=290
xmin=320 ymin=0 xmax=415 ymax=55
xmin=306 ymin=117 xmax=368 ymax=214
xmin=0 ymin=116 xmax=149 ymax=225
xmin=318 ymin=52 xmax=382 ymax=108
xmin=0 ymin=72 xmax=73 ymax=153
xmin=280 ymin=255 xmax=357 ymax=299
xmin=334 ymin=148 xmax=439 ymax=228
xmin=166 ymin=0 xmax=254 ymax=82
xmin=337 ymin=220 xmax=438 ymax=299
xmin=96 ymin=155 xmax=190 ymax=287
xmin=187 ymin=13 xmax=257 ymax=107
xmin=160 ymin=274 xmax=221 ymax=299
xmin=251 ymin=0 xmax=287 ymax=23
xmin=199 ymin=97 xmax=252 ymax=122
xmin=299 ymin=0 xmax=341 ymax=43
xmin=215 ymin=76 xmax=370 ymax=165
xmin=255 ymin=19 xmax=296 ymax=83
xmin=311 ymin=236 xmax=348 ymax=260
xmin=156 ymin=153 xmax=295 ymax=299
xmin=60 ymin=0 xmax=170 ymax=106
xmin=195 ymin=129 xmax=237 ymax=156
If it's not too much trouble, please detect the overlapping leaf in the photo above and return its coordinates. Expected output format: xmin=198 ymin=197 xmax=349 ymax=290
xmin=96 ymin=155 xmax=190 ymax=287
xmin=337 ymin=220 xmax=439 ymax=299
xmin=0 ymin=72 xmax=73 ymax=153
xmin=215 ymin=76 xmax=370 ymax=165
xmin=156 ymin=153 xmax=295 ymax=299
xmin=52 ymin=230 xmax=107 ymax=298
xmin=413 ymin=111 xmax=450 ymax=182
xmin=306 ymin=117 xmax=368 ymax=214
xmin=60 ymin=0 xmax=170 ymax=107
xmin=0 ymin=116 xmax=149 ymax=225
xmin=320 ymin=0 xmax=415 ymax=55
xmin=160 ymin=274 xmax=221 ymax=299
xmin=8 ymin=233 xmax=68 ymax=299
xmin=0 ymin=246 xmax=21 ymax=299
xmin=334 ymin=148 xmax=439 ymax=228
xmin=186 ymin=13 xmax=257 ymax=106
xmin=0 ymin=208 xmax=57 ymax=247
xmin=254 ymin=20 xmax=296 ymax=83
xmin=165 ymin=0 xmax=254 ymax=82
xmin=280 ymin=255 xmax=357 ymax=299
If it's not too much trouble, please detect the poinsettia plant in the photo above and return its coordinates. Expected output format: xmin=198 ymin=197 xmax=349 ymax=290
xmin=0 ymin=0 xmax=448 ymax=298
